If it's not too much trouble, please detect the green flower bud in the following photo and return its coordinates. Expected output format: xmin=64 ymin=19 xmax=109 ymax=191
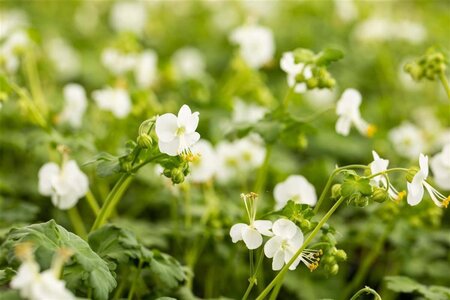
xmin=137 ymin=133 xmax=152 ymax=149
xmin=372 ymin=188 xmax=389 ymax=203
xmin=323 ymin=255 xmax=336 ymax=265
xmin=406 ymin=167 xmax=419 ymax=182
xmin=120 ymin=160 xmax=133 ymax=173
xmin=163 ymin=168 xmax=172 ymax=178
xmin=171 ymin=168 xmax=185 ymax=184
xmin=306 ymin=77 xmax=318 ymax=89
xmin=300 ymin=219 xmax=311 ymax=231
xmin=295 ymin=73 xmax=305 ymax=82
xmin=331 ymin=184 xmax=341 ymax=199
xmin=352 ymin=193 xmax=369 ymax=207
xmin=330 ymin=264 xmax=339 ymax=275
xmin=335 ymin=249 xmax=347 ymax=261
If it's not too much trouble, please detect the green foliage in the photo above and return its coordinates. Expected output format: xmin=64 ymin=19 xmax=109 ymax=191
xmin=0 ymin=267 xmax=16 ymax=285
xmin=385 ymin=276 xmax=450 ymax=300
xmin=280 ymin=200 xmax=317 ymax=233
xmin=0 ymin=220 xmax=116 ymax=300
xmin=148 ymin=250 xmax=187 ymax=290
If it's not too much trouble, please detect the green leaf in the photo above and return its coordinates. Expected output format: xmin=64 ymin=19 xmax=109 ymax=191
xmin=315 ymin=48 xmax=344 ymax=66
xmin=385 ymin=276 xmax=450 ymax=300
xmin=0 ymin=267 xmax=16 ymax=285
xmin=148 ymin=250 xmax=186 ymax=290
xmin=341 ymin=176 xmax=372 ymax=197
xmin=84 ymin=152 xmax=121 ymax=178
xmin=0 ymin=220 xmax=116 ymax=300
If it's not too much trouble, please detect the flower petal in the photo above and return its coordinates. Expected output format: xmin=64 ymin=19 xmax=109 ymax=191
xmin=242 ymin=226 xmax=263 ymax=249
xmin=272 ymin=219 xmax=297 ymax=239
xmin=288 ymin=229 xmax=304 ymax=249
xmin=407 ymin=181 xmax=424 ymax=206
xmin=419 ymin=153 xmax=429 ymax=178
xmin=230 ymin=223 xmax=247 ymax=243
xmin=335 ymin=116 xmax=351 ymax=136
xmin=177 ymin=104 xmax=199 ymax=133
xmin=155 ymin=113 xmax=178 ymax=142
xmin=254 ymin=220 xmax=273 ymax=236
xmin=38 ymin=163 xmax=60 ymax=196
xmin=158 ymin=138 xmax=180 ymax=156
xmin=272 ymin=249 xmax=285 ymax=271
xmin=184 ymin=132 xmax=200 ymax=147
xmin=264 ymin=236 xmax=282 ymax=258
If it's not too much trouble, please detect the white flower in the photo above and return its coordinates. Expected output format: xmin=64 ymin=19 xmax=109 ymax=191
xmin=10 ymin=260 xmax=40 ymax=299
xmin=407 ymin=153 xmax=449 ymax=208
xmin=280 ymin=51 xmax=312 ymax=94
xmin=38 ymin=160 xmax=89 ymax=210
xmin=46 ymin=38 xmax=80 ymax=79
xmin=430 ymin=144 xmax=450 ymax=190
xmin=230 ymin=193 xmax=273 ymax=250
xmin=189 ymin=140 xmax=217 ymax=183
xmin=335 ymin=88 xmax=375 ymax=137
xmin=134 ymin=50 xmax=158 ymax=88
xmin=230 ymin=24 xmax=274 ymax=69
xmin=101 ymin=48 xmax=137 ymax=76
xmin=155 ymin=104 xmax=200 ymax=156
xmin=92 ymin=87 xmax=132 ymax=119
xmin=27 ymin=270 xmax=76 ymax=300
xmin=171 ymin=47 xmax=205 ymax=80
xmin=388 ymin=122 xmax=425 ymax=159
xmin=0 ymin=30 xmax=30 ymax=74
xmin=274 ymin=175 xmax=317 ymax=210
xmin=334 ymin=0 xmax=358 ymax=23
xmin=109 ymin=1 xmax=147 ymax=36
xmin=0 ymin=10 xmax=28 ymax=39
xmin=264 ymin=219 xmax=318 ymax=271
xmin=370 ymin=151 xmax=405 ymax=200
xmin=232 ymin=98 xmax=267 ymax=124
xmin=60 ymin=84 xmax=87 ymax=128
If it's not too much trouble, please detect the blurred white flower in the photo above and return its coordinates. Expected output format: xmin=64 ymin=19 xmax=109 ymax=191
xmin=189 ymin=140 xmax=217 ymax=183
xmin=92 ymin=87 xmax=132 ymax=119
xmin=46 ymin=38 xmax=80 ymax=79
xmin=171 ymin=47 xmax=206 ymax=80
xmin=74 ymin=2 xmax=100 ymax=35
xmin=232 ymin=98 xmax=267 ymax=124
xmin=134 ymin=50 xmax=158 ymax=88
xmin=264 ymin=219 xmax=304 ymax=271
xmin=38 ymin=160 xmax=89 ymax=210
xmin=273 ymin=175 xmax=317 ymax=209
xmin=0 ymin=30 xmax=30 ymax=73
xmin=335 ymin=89 xmax=375 ymax=137
xmin=407 ymin=153 xmax=449 ymax=207
xmin=370 ymin=151 xmax=404 ymax=200
xmin=430 ymin=144 xmax=450 ymax=190
xmin=60 ymin=84 xmax=87 ymax=128
xmin=280 ymin=51 xmax=312 ymax=93
xmin=334 ymin=0 xmax=358 ymax=23
xmin=10 ymin=259 xmax=40 ymax=299
xmin=0 ymin=9 xmax=28 ymax=39
xmin=109 ymin=1 xmax=147 ymax=36
xmin=388 ymin=122 xmax=425 ymax=159
xmin=155 ymin=104 xmax=200 ymax=156
xmin=304 ymin=88 xmax=336 ymax=108
xmin=101 ymin=48 xmax=137 ymax=76
xmin=230 ymin=23 xmax=275 ymax=69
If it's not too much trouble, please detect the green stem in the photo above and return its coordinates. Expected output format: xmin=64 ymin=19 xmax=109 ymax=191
xmin=269 ymin=282 xmax=282 ymax=300
xmin=182 ymin=183 xmax=192 ymax=229
xmin=90 ymin=174 xmax=134 ymax=232
xmin=364 ymin=168 xmax=409 ymax=180
xmin=67 ymin=206 xmax=87 ymax=239
xmin=127 ymin=260 xmax=143 ymax=300
xmin=254 ymin=145 xmax=273 ymax=196
xmin=350 ymin=286 xmax=382 ymax=300
xmin=86 ymin=190 xmax=100 ymax=216
xmin=24 ymin=49 xmax=47 ymax=117
xmin=281 ymin=87 xmax=294 ymax=110
xmin=242 ymin=250 xmax=265 ymax=300
xmin=439 ymin=70 xmax=450 ymax=100
xmin=256 ymin=196 xmax=346 ymax=300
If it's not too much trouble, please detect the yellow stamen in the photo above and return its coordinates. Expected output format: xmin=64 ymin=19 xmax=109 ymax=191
xmin=396 ymin=191 xmax=406 ymax=202
xmin=442 ymin=196 xmax=450 ymax=209
xmin=366 ymin=124 xmax=377 ymax=138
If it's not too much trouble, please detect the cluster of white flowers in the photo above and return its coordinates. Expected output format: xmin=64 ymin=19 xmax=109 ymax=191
xmin=230 ymin=194 xmax=321 ymax=271
xmin=92 ymin=87 xmax=132 ymax=119
xmin=60 ymin=83 xmax=87 ymax=128
xmin=229 ymin=23 xmax=275 ymax=69
xmin=0 ymin=10 xmax=30 ymax=73
xmin=101 ymin=48 xmax=158 ymax=88
xmin=38 ymin=160 xmax=89 ymax=210
xmin=11 ymin=244 xmax=75 ymax=300
xmin=109 ymin=1 xmax=148 ymax=36
xmin=171 ymin=47 xmax=206 ymax=80
xmin=280 ymin=51 xmax=312 ymax=94
xmin=273 ymin=175 xmax=317 ymax=209
xmin=353 ymin=18 xmax=426 ymax=44
xmin=335 ymin=88 xmax=376 ymax=137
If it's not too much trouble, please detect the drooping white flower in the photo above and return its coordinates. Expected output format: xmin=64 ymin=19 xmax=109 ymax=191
xmin=232 ymin=98 xmax=267 ymax=124
xmin=280 ymin=51 xmax=312 ymax=93
xmin=38 ymin=160 xmax=89 ymax=210
xmin=189 ymin=140 xmax=217 ymax=183
xmin=134 ymin=50 xmax=158 ymax=88
xmin=46 ymin=38 xmax=80 ymax=79
xmin=430 ymin=144 xmax=450 ymax=190
xmin=60 ymin=84 xmax=87 ymax=128
xmin=273 ymin=175 xmax=317 ymax=210
xmin=109 ymin=1 xmax=147 ymax=36
xmin=335 ymin=88 xmax=375 ymax=137
xmin=92 ymin=87 xmax=132 ymax=119
xmin=369 ymin=151 xmax=405 ymax=200
xmin=388 ymin=122 xmax=425 ymax=159
xmin=155 ymin=104 xmax=200 ymax=156
xmin=230 ymin=193 xmax=273 ymax=250
xmin=171 ymin=47 xmax=206 ymax=80
xmin=407 ymin=153 xmax=449 ymax=208
xmin=264 ymin=219 xmax=321 ymax=271
xmin=229 ymin=23 xmax=275 ymax=69
xmin=101 ymin=48 xmax=137 ymax=76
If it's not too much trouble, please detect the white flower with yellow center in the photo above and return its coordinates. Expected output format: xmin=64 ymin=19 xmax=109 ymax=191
xmin=155 ymin=104 xmax=200 ymax=156
xmin=273 ymin=175 xmax=317 ymax=210
xmin=335 ymin=89 xmax=376 ymax=137
xmin=370 ymin=151 xmax=405 ymax=200
xmin=407 ymin=153 xmax=450 ymax=208
xmin=430 ymin=144 xmax=450 ymax=190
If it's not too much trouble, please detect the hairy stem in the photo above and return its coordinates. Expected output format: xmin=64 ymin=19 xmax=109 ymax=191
xmin=350 ymin=286 xmax=382 ymax=300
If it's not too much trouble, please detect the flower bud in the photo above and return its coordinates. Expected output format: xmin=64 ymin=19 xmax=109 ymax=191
xmin=351 ymin=193 xmax=369 ymax=207
xmin=335 ymin=249 xmax=347 ymax=261
xmin=163 ymin=168 xmax=172 ymax=178
xmin=406 ymin=167 xmax=419 ymax=182
xmin=120 ymin=159 xmax=133 ymax=172
xmin=331 ymin=184 xmax=341 ymax=199
xmin=171 ymin=168 xmax=185 ymax=184
xmin=137 ymin=134 xmax=152 ymax=149
xmin=372 ymin=188 xmax=389 ymax=203
xmin=306 ymin=77 xmax=318 ymax=89
xmin=330 ymin=264 xmax=339 ymax=275
xmin=295 ymin=73 xmax=305 ymax=82
xmin=300 ymin=219 xmax=311 ymax=231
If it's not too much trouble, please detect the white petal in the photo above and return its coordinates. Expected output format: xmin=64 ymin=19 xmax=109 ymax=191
xmin=288 ymin=229 xmax=304 ymax=249
xmin=230 ymin=223 xmax=247 ymax=243
xmin=419 ymin=153 xmax=429 ymax=178
xmin=38 ymin=163 xmax=60 ymax=196
xmin=272 ymin=249 xmax=285 ymax=271
xmin=272 ymin=219 xmax=297 ymax=239
xmin=184 ymin=132 xmax=200 ymax=147
xmin=289 ymin=255 xmax=302 ymax=270
xmin=254 ymin=220 xmax=273 ymax=236
xmin=335 ymin=116 xmax=351 ymax=136
xmin=177 ymin=105 xmax=193 ymax=128
xmin=264 ymin=236 xmax=282 ymax=258
xmin=242 ymin=226 xmax=263 ymax=249
xmin=407 ymin=181 xmax=424 ymax=206
xmin=158 ymin=138 xmax=180 ymax=156
xmin=155 ymin=113 xmax=178 ymax=142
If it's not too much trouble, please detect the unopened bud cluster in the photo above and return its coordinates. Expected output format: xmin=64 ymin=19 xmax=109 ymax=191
xmin=404 ymin=49 xmax=447 ymax=81
xmin=163 ymin=161 xmax=190 ymax=184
